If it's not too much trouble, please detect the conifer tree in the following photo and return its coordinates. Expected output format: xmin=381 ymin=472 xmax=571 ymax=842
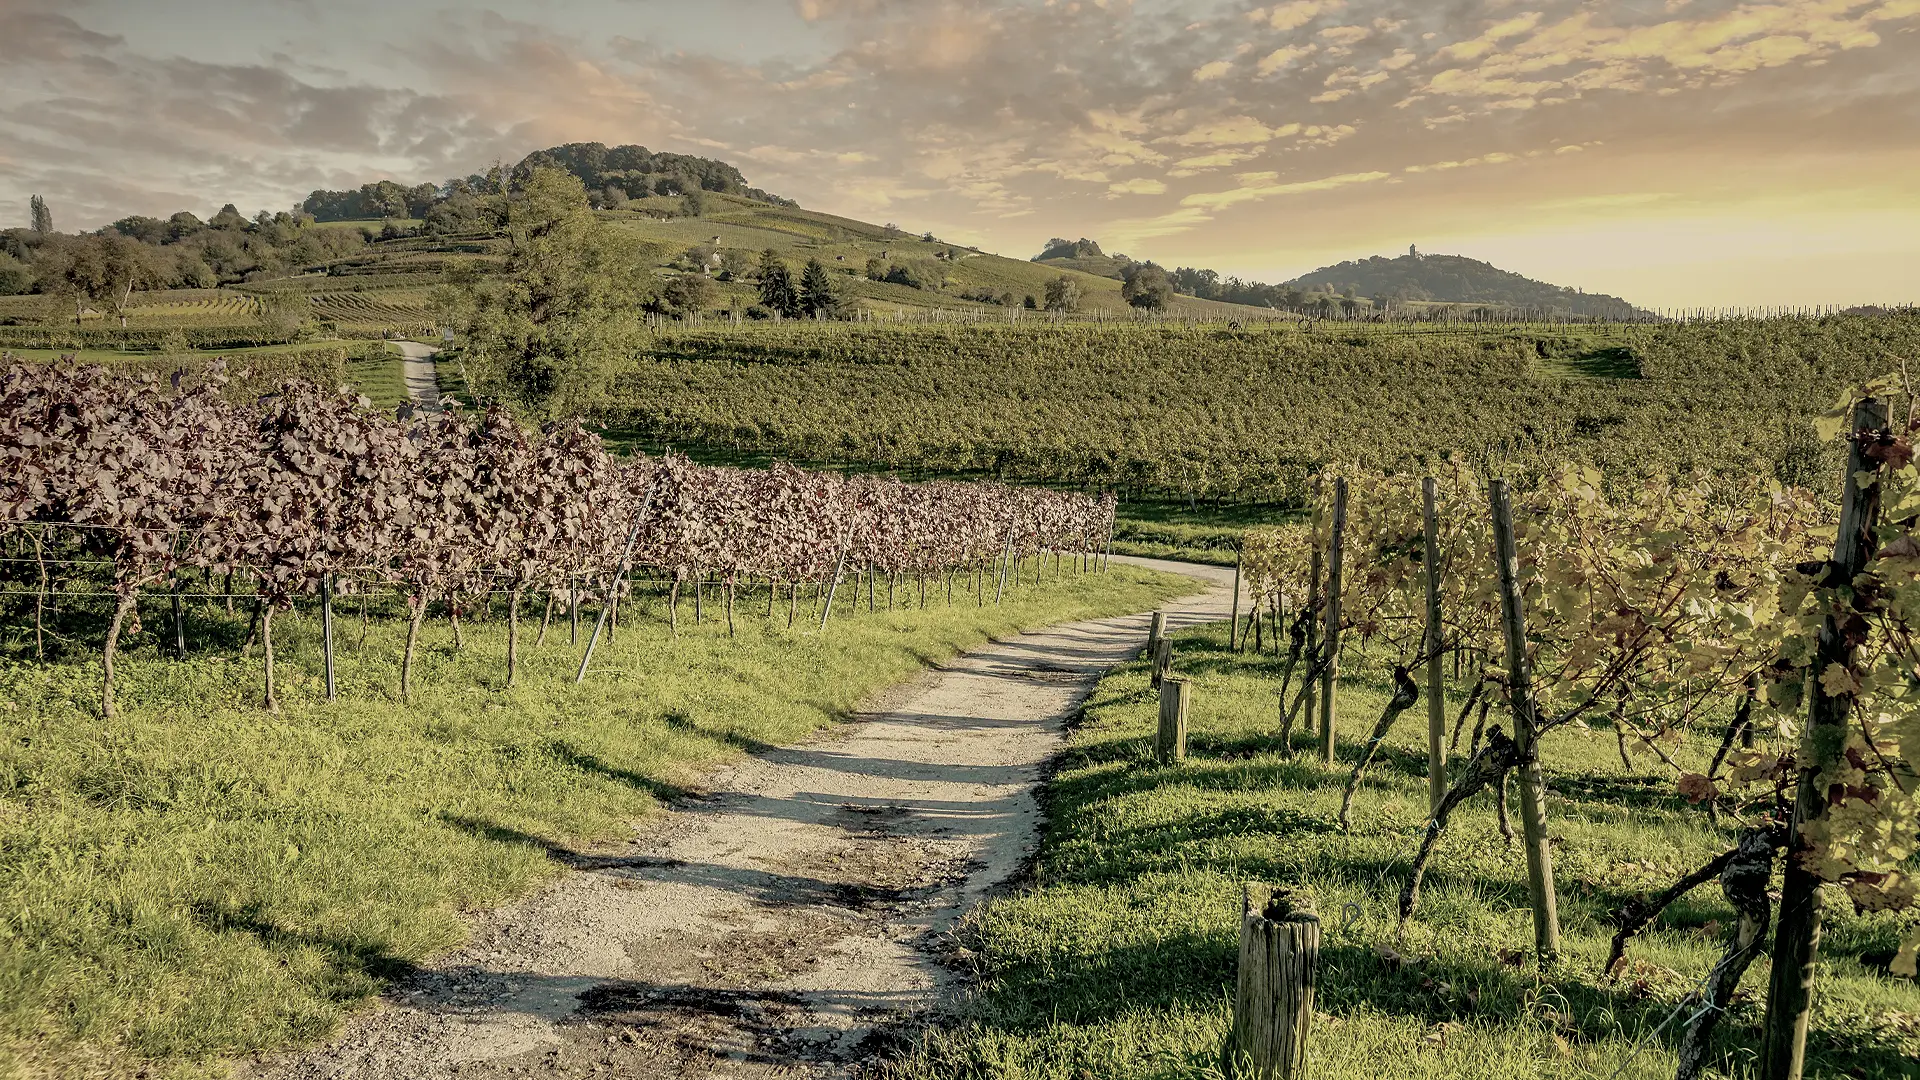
xmin=800 ymin=257 xmax=836 ymax=319
xmin=758 ymin=249 xmax=798 ymax=317
xmin=29 ymin=194 xmax=52 ymax=235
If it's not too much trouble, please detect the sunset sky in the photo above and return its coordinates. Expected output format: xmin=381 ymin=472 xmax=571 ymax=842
xmin=2 ymin=0 xmax=1916 ymax=307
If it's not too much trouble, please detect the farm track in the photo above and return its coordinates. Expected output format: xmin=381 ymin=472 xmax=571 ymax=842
xmin=397 ymin=341 xmax=443 ymax=411
xmin=245 ymin=556 xmax=1237 ymax=1080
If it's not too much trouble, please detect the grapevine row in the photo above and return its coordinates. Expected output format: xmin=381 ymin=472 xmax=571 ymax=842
xmin=0 ymin=359 xmax=1116 ymax=715
xmin=1237 ymin=419 xmax=1915 ymax=1077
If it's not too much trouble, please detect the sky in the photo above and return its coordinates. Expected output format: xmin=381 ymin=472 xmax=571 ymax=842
xmin=1 ymin=0 xmax=1917 ymax=308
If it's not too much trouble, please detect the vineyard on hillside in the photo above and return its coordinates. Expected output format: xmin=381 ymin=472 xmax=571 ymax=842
xmin=605 ymin=313 xmax=1920 ymax=505
xmin=1217 ymin=397 xmax=1920 ymax=1076
xmin=0 ymin=360 xmax=1116 ymax=717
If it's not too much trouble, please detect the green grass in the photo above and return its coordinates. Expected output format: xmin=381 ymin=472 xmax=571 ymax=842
xmin=884 ymin=623 xmax=1920 ymax=1080
xmin=343 ymin=344 xmax=407 ymax=412
xmin=0 ymin=565 xmax=1197 ymax=1079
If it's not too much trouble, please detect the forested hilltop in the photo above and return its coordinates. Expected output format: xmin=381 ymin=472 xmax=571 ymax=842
xmin=1288 ymin=249 xmax=1646 ymax=318
xmin=297 ymin=141 xmax=798 ymax=223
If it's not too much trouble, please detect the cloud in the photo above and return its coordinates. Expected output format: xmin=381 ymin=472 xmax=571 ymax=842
xmin=0 ymin=0 xmax=1916 ymax=308
xmin=1257 ymin=44 xmax=1317 ymax=74
xmin=1166 ymin=116 xmax=1301 ymax=146
xmin=1258 ymin=1 xmax=1346 ymax=33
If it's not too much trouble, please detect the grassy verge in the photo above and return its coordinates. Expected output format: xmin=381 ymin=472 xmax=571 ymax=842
xmin=0 ymin=565 xmax=1196 ymax=1079
xmin=344 ymin=344 xmax=407 ymax=412
xmin=886 ymin=623 xmax=1920 ymax=1080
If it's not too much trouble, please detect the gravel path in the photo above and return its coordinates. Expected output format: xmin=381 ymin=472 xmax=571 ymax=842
xmin=396 ymin=340 xmax=442 ymax=411
xmin=246 ymin=556 xmax=1239 ymax=1080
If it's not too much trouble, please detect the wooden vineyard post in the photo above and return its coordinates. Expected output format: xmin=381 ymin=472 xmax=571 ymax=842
xmin=1152 ymin=636 xmax=1173 ymax=689
xmin=819 ymin=531 xmax=851 ymax=631
xmin=1319 ymin=478 xmax=1348 ymax=765
xmin=170 ymin=572 xmax=188 ymax=661
xmin=1488 ymin=479 xmax=1561 ymax=964
xmin=576 ymin=479 xmax=660 ymax=684
xmin=1226 ymin=885 xmax=1318 ymax=1079
xmin=1302 ymin=508 xmax=1322 ymax=749
xmin=1156 ymin=675 xmax=1190 ymax=764
xmin=994 ymin=530 xmax=1014 ymax=604
xmin=1147 ymin=610 xmax=1166 ymax=659
xmin=1229 ymin=548 xmax=1243 ymax=651
xmin=1761 ymin=396 xmax=1887 ymax=1080
xmin=1421 ymin=477 xmax=1445 ymax=814
xmin=321 ymin=575 xmax=337 ymax=702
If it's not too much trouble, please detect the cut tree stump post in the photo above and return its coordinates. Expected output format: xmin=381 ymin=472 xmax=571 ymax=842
xmin=1320 ymin=477 xmax=1348 ymax=765
xmin=1761 ymin=395 xmax=1887 ymax=1080
xmin=1226 ymin=885 xmax=1319 ymax=1079
xmin=1152 ymin=636 xmax=1173 ymax=689
xmin=1156 ymin=675 xmax=1190 ymax=764
xmin=1147 ymin=610 xmax=1166 ymax=658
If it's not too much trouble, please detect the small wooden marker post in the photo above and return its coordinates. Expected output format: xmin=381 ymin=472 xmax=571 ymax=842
xmin=1227 ymin=885 xmax=1319 ymax=1079
xmin=1156 ymin=675 xmax=1190 ymax=764
xmin=1147 ymin=610 xmax=1166 ymax=658
xmin=1151 ymin=636 xmax=1173 ymax=689
xmin=1229 ymin=550 xmax=1243 ymax=651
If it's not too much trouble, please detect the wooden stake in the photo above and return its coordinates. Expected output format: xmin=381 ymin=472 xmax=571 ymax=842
xmin=1421 ymin=476 xmax=1445 ymax=814
xmin=1761 ymin=396 xmax=1886 ymax=1080
xmin=1320 ymin=478 xmax=1348 ymax=765
xmin=1147 ymin=610 xmax=1166 ymax=658
xmin=1156 ymin=675 xmax=1190 ymax=764
xmin=1229 ymin=549 xmax=1243 ymax=651
xmin=321 ymin=575 xmax=336 ymax=701
xmin=1152 ymin=636 xmax=1173 ymax=689
xmin=1489 ymin=478 xmax=1562 ymax=964
xmin=576 ymin=479 xmax=660 ymax=684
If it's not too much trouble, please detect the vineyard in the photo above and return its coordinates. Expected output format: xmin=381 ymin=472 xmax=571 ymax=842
xmin=0 ymin=358 xmax=1116 ymax=716
xmin=1202 ymin=401 xmax=1917 ymax=1075
xmin=605 ymin=313 xmax=1920 ymax=505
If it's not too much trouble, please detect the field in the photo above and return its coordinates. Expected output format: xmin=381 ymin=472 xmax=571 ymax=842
xmin=599 ymin=314 xmax=1920 ymax=509
xmin=0 ymin=564 xmax=1192 ymax=1078
xmin=884 ymin=625 xmax=1920 ymax=1080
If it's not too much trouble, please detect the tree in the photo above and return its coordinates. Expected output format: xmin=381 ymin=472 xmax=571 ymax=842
xmin=210 ymin=203 xmax=249 ymax=230
xmin=256 ymin=288 xmax=311 ymax=341
xmin=1043 ymin=275 xmax=1080 ymax=313
xmin=717 ymin=248 xmax=754 ymax=281
xmin=683 ymin=189 xmax=706 ymax=218
xmin=1122 ymin=265 xmax=1175 ymax=311
xmin=0 ymin=253 xmax=33 ymax=296
xmin=758 ymin=249 xmax=799 ymax=317
xmin=29 ymin=195 xmax=51 ymax=236
xmin=800 ymin=257 xmax=839 ymax=319
xmin=39 ymin=233 xmax=159 ymax=327
xmin=653 ymin=273 xmax=716 ymax=318
xmin=439 ymin=165 xmax=648 ymax=418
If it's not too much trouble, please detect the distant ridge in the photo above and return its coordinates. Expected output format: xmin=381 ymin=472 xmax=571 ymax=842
xmin=1285 ymin=249 xmax=1647 ymax=319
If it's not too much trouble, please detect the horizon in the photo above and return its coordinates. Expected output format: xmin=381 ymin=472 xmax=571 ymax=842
xmin=3 ymin=0 xmax=1916 ymax=308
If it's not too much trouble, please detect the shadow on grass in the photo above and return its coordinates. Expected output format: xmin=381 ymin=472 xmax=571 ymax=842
xmin=189 ymin=899 xmax=419 ymax=994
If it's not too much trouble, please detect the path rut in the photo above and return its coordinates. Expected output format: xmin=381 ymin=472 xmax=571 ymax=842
xmin=247 ymin=556 xmax=1240 ymax=1080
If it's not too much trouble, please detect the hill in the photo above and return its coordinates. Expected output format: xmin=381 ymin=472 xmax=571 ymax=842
xmin=0 ymin=152 xmax=1278 ymax=348
xmin=1286 ymin=249 xmax=1647 ymax=318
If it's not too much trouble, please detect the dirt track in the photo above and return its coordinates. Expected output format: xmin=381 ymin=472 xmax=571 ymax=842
xmin=247 ymin=556 xmax=1238 ymax=1080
